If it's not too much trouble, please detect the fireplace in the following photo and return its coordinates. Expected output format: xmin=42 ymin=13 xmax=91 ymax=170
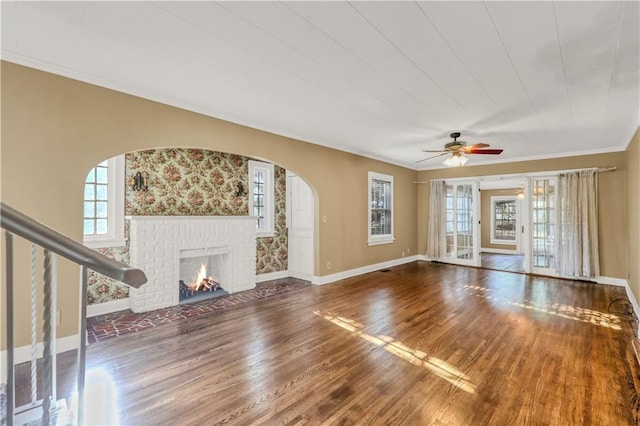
xmin=128 ymin=216 xmax=257 ymax=313
xmin=179 ymin=247 xmax=230 ymax=303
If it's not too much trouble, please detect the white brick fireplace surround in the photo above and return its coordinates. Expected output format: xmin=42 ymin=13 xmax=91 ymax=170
xmin=128 ymin=216 xmax=257 ymax=313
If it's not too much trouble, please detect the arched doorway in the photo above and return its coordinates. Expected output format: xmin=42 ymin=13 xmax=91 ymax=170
xmin=286 ymin=172 xmax=314 ymax=280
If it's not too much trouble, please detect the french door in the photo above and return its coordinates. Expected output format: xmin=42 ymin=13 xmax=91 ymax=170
xmin=433 ymin=176 xmax=558 ymax=274
xmin=529 ymin=176 xmax=558 ymax=276
xmin=442 ymin=181 xmax=480 ymax=267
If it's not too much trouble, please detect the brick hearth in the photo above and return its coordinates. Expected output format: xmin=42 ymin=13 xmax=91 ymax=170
xmin=87 ymin=278 xmax=311 ymax=344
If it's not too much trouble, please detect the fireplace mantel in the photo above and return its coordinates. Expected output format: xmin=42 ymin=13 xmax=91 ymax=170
xmin=126 ymin=215 xmax=259 ymax=221
xmin=127 ymin=215 xmax=257 ymax=313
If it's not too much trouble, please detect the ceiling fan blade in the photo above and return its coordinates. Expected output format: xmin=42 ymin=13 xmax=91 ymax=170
xmin=465 ymin=149 xmax=504 ymax=155
xmin=416 ymin=152 xmax=449 ymax=163
xmin=461 ymin=143 xmax=490 ymax=151
xmin=421 ymin=149 xmax=449 ymax=153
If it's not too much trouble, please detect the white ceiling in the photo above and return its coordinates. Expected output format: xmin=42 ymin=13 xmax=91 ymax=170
xmin=2 ymin=1 xmax=639 ymax=170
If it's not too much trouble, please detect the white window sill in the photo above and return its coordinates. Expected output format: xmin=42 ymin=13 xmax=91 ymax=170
xmin=490 ymin=239 xmax=517 ymax=245
xmin=257 ymin=231 xmax=275 ymax=238
xmin=367 ymin=237 xmax=395 ymax=246
xmin=84 ymin=237 xmax=127 ymax=249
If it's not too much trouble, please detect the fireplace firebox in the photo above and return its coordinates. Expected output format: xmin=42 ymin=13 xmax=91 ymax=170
xmin=179 ymin=248 xmax=231 ymax=304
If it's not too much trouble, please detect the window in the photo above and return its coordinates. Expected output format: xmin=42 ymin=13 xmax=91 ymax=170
xmin=83 ymin=155 xmax=125 ymax=248
xmin=368 ymin=172 xmax=394 ymax=246
xmin=490 ymin=196 xmax=518 ymax=244
xmin=248 ymin=160 xmax=275 ymax=237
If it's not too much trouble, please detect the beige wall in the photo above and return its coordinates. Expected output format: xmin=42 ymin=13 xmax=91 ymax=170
xmin=480 ymin=189 xmax=518 ymax=251
xmin=626 ymin=127 xmax=640 ymax=305
xmin=417 ymin=151 xmax=628 ymax=279
xmin=1 ymin=62 xmax=418 ymax=345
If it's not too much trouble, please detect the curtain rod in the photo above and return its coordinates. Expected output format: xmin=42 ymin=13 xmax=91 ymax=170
xmin=596 ymin=167 xmax=616 ymax=173
xmin=414 ymin=166 xmax=617 ymax=183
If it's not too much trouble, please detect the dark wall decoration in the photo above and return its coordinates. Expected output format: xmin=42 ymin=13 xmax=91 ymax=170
xmin=88 ymin=148 xmax=288 ymax=305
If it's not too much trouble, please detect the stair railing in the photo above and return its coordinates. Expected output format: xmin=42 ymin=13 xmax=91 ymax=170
xmin=1 ymin=202 xmax=147 ymax=425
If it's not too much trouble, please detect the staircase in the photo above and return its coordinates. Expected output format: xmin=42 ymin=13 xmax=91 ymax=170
xmin=1 ymin=203 xmax=147 ymax=425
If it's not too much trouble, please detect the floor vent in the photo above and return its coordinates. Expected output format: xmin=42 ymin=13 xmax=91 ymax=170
xmin=379 ymin=269 xmax=392 ymax=273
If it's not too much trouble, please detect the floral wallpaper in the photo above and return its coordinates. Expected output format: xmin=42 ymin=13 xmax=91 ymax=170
xmin=87 ymin=222 xmax=130 ymax=304
xmin=88 ymin=148 xmax=288 ymax=305
xmin=126 ymin=149 xmax=250 ymax=216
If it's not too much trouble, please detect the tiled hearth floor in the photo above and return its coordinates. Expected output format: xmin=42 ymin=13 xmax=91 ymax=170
xmin=87 ymin=278 xmax=311 ymax=344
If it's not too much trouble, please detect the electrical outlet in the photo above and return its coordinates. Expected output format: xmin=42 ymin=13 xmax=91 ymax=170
xmin=326 ymin=261 xmax=332 ymax=270
xmin=56 ymin=310 xmax=61 ymax=325
xmin=407 ymin=248 xmax=410 ymax=254
xmin=402 ymin=251 xmax=405 ymax=257
xmin=322 ymin=215 xmax=327 ymax=223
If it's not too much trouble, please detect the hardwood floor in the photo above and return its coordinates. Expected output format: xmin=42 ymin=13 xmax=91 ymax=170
xmin=481 ymin=253 xmax=525 ymax=273
xmin=15 ymin=261 xmax=640 ymax=425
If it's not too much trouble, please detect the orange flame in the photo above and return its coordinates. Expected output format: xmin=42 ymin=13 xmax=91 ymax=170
xmin=191 ymin=263 xmax=208 ymax=291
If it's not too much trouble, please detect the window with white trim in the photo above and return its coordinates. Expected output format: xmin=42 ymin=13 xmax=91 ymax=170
xmin=248 ymin=160 xmax=275 ymax=237
xmin=83 ymin=155 xmax=125 ymax=248
xmin=368 ymin=171 xmax=394 ymax=246
xmin=490 ymin=196 xmax=517 ymax=244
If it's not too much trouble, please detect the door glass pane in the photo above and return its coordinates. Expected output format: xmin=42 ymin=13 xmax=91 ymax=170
xmin=446 ymin=185 xmax=454 ymax=258
xmin=532 ymin=179 xmax=556 ymax=269
xmin=456 ymin=184 xmax=474 ymax=260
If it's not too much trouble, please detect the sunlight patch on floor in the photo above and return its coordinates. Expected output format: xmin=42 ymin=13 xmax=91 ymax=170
xmin=314 ymin=311 xmax=477 ymax=394
xmin=68 ymin=367 xmax=121 ymax=425
xmin=462 ymin=285 xmax=623 ymax=330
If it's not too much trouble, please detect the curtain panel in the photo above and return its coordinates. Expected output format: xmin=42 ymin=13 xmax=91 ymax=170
xmin=427 ymin=180 xmax=446 ymax=259
xmin=557 ymin=170 xmax=599 ymax=278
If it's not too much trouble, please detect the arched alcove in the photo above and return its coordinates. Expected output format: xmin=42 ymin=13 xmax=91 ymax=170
xmin=83 ymin=147 xmax=317 ymax=310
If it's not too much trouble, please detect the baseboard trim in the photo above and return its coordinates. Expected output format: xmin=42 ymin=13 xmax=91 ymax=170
xmin=256 ymin=271 xmax=290 ymax=283
xmin=481 ymin=248 xmax=520 ymax=255
xmin=0 ymin=334 xmax=80 ymax=383
xmin=596 ymin=276 xmax=640 ymax=338
xmin=312 ymin=255 xmax=419 ymax=286
xmin=624 ymin=282 xmax=640 ymax=338
xmin=289 ymin=271 xmax=314 ymax=282
xmin=595 ymin=276 xmax=628 ymax=287
xmin=87 ymin=298 xmax=131 ymax=317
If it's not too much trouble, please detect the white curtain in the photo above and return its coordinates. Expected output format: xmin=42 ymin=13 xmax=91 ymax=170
xmin=557 ymin=170 xmax=599 ymax=278
xmin=426 ymin=179 xmax=446 ymax=259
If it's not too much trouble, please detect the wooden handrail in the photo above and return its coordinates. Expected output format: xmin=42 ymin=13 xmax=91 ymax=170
xmin=0 ymin=202 xmax=146 ymax=288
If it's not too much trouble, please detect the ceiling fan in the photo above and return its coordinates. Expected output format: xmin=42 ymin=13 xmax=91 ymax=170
xmin=417 ymin=132 xmax=504 ymax=167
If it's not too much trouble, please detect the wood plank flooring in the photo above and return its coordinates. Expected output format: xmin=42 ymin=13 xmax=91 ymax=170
xmin=481 ymin=253 xmax=525 ymax=273
xmin=15 ymin=261 xmax=640 ymax=425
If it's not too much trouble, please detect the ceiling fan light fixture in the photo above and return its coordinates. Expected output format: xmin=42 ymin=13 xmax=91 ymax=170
xmin=443 ymin=153 xmax=468 ymax=167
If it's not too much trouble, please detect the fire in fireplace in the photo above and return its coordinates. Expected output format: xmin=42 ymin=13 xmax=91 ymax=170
xmin=179 ymin=258 xmax=228 ymax=304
